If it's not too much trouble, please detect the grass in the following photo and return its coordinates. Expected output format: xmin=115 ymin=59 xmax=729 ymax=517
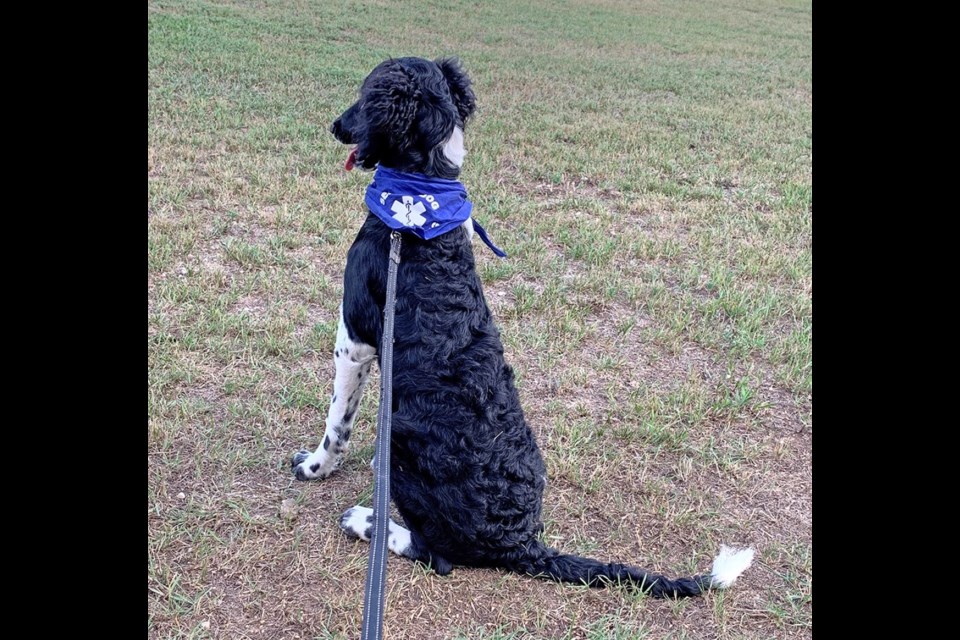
xmin=149 ymin=0 xmax=811 ymax=638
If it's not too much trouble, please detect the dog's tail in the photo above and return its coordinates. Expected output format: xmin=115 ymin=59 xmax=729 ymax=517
xmin=507 ymin=541 xmax=754 ymax=598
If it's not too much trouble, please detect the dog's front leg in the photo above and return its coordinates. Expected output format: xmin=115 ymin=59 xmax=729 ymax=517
xmin=292 ymin=308 xmax=376 ymax=480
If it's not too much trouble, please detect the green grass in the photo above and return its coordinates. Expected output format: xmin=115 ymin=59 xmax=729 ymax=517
xmin=149 ymin=0 xmax=811 ymax=638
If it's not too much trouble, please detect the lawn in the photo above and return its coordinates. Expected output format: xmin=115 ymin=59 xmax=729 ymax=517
xmin=148 ymin=0 xmax=811 ymax=638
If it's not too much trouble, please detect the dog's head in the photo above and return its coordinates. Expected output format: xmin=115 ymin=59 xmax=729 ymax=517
xmin=331 ymin=57 xmax=477 ymax=179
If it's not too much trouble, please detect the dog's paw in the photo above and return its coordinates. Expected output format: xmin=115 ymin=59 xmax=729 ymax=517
xmin=291 ymin=449 xmax=311 ymax=468
xmin=291 ymin=450 xmax=341 ymax=481
xmin=423 ymin=553 xmax=453 ymax=576
xmin=340 ymin=506 xmax=373 ymax=541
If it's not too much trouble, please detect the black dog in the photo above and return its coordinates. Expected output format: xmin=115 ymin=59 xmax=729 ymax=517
xmin=292 ymin=56 xmax=753 ymax=597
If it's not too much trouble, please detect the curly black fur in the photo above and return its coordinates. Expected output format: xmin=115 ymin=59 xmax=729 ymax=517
xmin=331 ymin=56 xmax=475 ymax=179
xmin=315 ymin=57 xmax=743 ymax=599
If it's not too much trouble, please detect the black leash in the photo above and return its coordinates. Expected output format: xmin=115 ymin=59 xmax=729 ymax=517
xmin=361 ymin=230 xmax=401 ymax=640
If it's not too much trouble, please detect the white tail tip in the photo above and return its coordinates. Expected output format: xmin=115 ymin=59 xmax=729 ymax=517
xmin=709 ymin=545 xmax=755 ymax=588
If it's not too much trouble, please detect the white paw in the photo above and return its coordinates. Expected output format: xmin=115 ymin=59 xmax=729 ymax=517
xmin=291 ymin=450 xmax=341 ymax=481
xmin=339 ymin=506 xmax=373 ymax=540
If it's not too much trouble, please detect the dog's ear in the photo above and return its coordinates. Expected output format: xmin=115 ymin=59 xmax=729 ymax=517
xmin=436 ymin=57 xmax=476 ymax=125
xmin=355 ymin=60 xmax=421 ymax=167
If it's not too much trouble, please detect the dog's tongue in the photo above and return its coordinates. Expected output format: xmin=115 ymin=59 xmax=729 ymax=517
xmin=345 ymin=147 xmax=357 ymax=171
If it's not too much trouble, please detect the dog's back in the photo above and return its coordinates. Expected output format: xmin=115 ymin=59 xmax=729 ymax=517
xmin=343 ymin=214 xmax=548 ymax=567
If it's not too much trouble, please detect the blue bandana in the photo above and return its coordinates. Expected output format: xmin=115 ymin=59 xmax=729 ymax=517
xmin=364 ymin=166 xmax=507 ymax=257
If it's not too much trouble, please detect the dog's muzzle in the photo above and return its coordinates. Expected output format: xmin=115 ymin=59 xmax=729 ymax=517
xmin=330 ymin=118 xmax=354 ymax=144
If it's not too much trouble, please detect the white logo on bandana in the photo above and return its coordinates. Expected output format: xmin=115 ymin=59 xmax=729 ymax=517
xmin=390 ymin=196 xmax=427 ymax=227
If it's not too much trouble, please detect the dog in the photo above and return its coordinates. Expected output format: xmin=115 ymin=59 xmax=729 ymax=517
xmin=292 ymin=56 xmax=753 ymax=597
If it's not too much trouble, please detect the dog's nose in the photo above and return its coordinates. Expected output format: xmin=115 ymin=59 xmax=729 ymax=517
xmin=331 ymin=118 xmax=352 ymax=143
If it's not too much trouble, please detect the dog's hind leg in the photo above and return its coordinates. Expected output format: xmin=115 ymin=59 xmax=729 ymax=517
xmin=292 ymin=307 xmax=376 ymax=480
xmin=339 ymin=506 xmax=453 ymax=575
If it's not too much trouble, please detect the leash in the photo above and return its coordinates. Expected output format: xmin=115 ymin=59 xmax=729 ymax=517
xmin=361 ymin=230 xmax=402 ymax=640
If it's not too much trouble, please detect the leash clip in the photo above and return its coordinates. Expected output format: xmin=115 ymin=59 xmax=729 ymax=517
xmin=389 ymin=231 xmax=402 ymax=264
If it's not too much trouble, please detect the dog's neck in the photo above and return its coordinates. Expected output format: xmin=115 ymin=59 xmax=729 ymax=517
xmin=363 ymin=166 xmax=506 ymax=257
